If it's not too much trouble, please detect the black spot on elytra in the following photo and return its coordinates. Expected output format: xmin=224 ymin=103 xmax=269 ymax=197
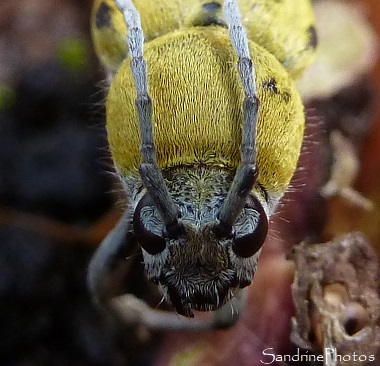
xmin=95 ymin=2 xmax=112 ymax=29
xmin=194 ymin=1 xmax=225 ymax=27
xmin=262 ymin=78 xmax=291 ymax=103
xmin=307 ymin=25 xmax=318 ymax=49
xmin=262 ymin=78 xmax=279 ymax=94
xmin=202 ymin=2 xmax=221 ymax=12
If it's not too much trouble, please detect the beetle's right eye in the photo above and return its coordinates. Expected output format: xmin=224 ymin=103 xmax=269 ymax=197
xmin=231 ymin=196 xmax=268 ymax=258
xmin=133 ymin=194 xmax=166 ymax=255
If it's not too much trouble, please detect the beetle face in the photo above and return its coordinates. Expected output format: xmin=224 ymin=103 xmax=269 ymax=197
xmin=132 ymin=167 xmax=268 ymax=317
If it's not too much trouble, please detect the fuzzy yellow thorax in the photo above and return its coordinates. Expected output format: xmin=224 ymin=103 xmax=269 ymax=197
xmin=107 ymin=27 xmax=305 ymax=197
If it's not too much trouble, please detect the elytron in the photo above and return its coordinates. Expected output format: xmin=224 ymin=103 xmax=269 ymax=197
xmin=88 ymin=0 xmax=317 ymax=330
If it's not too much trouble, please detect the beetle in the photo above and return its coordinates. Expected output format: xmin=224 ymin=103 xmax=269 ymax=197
xmin=88 ymin=0 xmax=317 ymax=330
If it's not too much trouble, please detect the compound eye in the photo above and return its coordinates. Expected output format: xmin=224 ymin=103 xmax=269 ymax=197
xmin=232 ymin=195 xmax=268 ymax=258
xmin=133 ymin=194 xmax=166 ymax=255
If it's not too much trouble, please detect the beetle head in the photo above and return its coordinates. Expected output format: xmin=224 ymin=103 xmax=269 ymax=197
xmin=132 ymin=167 xmax=268 ymax=317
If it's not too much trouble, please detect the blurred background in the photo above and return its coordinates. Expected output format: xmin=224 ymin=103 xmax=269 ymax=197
xmin=0 ymin=0 xmax=153 ymax=365
xmin=0 ymin=0 xmax=380 ymax=365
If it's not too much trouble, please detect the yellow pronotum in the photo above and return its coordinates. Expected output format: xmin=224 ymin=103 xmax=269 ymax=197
xmin=107 ymin=27 xmax=305 ymax=196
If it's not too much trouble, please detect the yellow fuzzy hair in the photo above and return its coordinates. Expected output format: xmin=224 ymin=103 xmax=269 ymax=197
xmin=107 ymin=27 xmax=305 ymax=196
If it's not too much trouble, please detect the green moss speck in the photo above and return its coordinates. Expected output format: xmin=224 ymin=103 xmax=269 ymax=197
xmin=58 ymin=38 xmax=88 ymax=72
xmin=0 ymin=84 xmax=16 ymax=111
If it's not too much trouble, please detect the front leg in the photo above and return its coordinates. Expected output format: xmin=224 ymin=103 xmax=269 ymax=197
xmin=108 ymin=288 xmax=247 ymax=331
xmin=88 ymin=208 xmax=138 ymax=306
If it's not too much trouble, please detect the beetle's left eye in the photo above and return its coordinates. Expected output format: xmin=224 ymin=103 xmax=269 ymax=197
xmin=232 ymin=196 xmax=268 ymax=258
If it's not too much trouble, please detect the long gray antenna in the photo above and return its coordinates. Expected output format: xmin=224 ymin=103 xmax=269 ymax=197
xmin=217 ymin=0 xmax=260 ymax=228
xmin=115 ymin=0 xmax=179 ymax=225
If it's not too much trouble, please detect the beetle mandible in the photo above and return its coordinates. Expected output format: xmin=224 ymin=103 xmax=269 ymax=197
xmin=88 ymin=0 xmax=317 ymax=330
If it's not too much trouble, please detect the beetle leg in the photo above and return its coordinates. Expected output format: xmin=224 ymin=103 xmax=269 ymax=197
xmin=109 ymin=288 xmax=248 ymax=331
xmin=87 ymin=208 xmax=138 ymax=307
xmin=110 ymin=295 xmax=214 ymax=331
xmin=212 ymin=287 xmax=248 ymax=329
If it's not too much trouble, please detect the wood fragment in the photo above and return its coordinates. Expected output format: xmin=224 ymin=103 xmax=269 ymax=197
xmin=291 ymin=232 xmax=380 ymax=365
